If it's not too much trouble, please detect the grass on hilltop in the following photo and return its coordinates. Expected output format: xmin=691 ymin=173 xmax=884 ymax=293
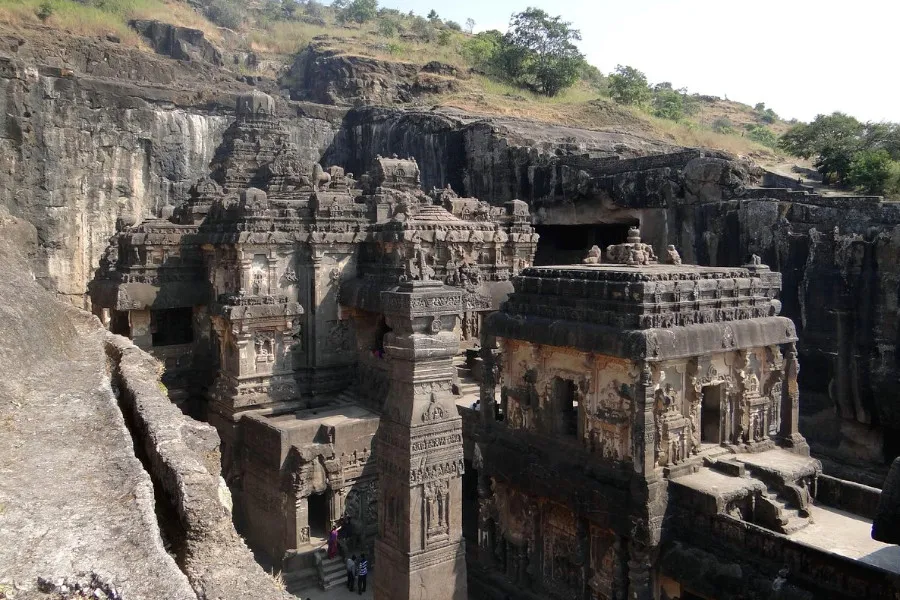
xmin=0 ymin=0 xmax=788 ymax=161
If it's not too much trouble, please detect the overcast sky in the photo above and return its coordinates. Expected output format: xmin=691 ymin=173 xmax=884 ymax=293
xmin=364 ymin=0 xmax=898 ymax=123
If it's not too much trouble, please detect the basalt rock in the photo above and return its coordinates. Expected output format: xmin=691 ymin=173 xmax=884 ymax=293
xmin=130 ymin=20 xmax=223 ymax=66
xmin=282 ymin=42 xmax=460 ymax=106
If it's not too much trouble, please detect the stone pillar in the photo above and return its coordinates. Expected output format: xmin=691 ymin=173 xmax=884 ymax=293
xmin=374 ymin=280 xmax=468 ymax=600
xmin=633 ymin=361 xmax=657 ymax=476
xmin=780 ymin=342 xmax=809 ymax=455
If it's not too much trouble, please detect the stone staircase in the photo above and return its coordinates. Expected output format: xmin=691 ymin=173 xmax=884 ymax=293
xmin=281 ymin=549 xmax=319 ymax=596
xmin=453 ymin=355 xmax=488 ymax=403
xmin=758 ymin=484 xmax=811 ymax=534
xmin=315 ymin=550 xmax=347 ymax=591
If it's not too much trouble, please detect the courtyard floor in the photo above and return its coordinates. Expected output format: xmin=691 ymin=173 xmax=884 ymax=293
xmin=290 ymin=584 xmax=373 ymax=599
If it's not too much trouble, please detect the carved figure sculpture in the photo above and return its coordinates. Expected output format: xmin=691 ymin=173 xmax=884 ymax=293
xmin=313 ymin=163 xmax=332 ymax=191
xmin=582 ymin=245 xmax=602 ymax=265
xmin=665 ymin=245 xmax=682 ymax=265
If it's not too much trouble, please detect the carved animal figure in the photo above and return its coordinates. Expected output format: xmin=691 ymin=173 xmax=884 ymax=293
xmin=313 ymin=163 xmax=332 ymax=191
xmin=583 ymin=245 xmax=602 ymax=265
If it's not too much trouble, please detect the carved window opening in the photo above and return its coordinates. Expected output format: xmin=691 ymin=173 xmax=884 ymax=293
xmin=307 ymin=491 xmax=329 ymax=541
xmin=553 ymin=377 xmax=579 ymax=437
xmin=700 ymin=384 xmax=723 ymax=445
xmin=150 ymin=307 xmax=193 ymax=347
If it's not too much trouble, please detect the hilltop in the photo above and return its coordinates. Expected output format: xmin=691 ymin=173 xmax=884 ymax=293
xmin=0 ymin=0 xmax=795 ymax=164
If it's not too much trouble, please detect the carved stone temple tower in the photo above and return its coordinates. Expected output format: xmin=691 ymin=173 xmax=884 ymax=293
xmin=373 ymin=280 xmax=468 ymax=600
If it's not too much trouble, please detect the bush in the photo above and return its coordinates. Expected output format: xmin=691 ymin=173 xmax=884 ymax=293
xmin=711 ymin=117 xmax=734 ymax=134
xmin=445 ymin=20 xmax=461 ymax=31
xmin=437 ymin=29 xmax=452 ymax=46
xmin=376 ymin=17 xmax=399 ymax=37
xmin=410 ymin=15 xmax=436 ymax=42
xmin=847 ymin=149 xmax=895 ymax=194
xmin=746 ymin=124 xmax=778 ymax=148
xmin=580 ymin=63 xmax=607 ymax=94
xmin=36 ymin=0 xmax=54 ymax=20
xmin=304 ymin=0 xmax=324 ymax=19
xmin=205 ymin=0 xmax=244 ymax=29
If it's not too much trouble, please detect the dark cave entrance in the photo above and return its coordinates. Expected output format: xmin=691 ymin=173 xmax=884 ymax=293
xmin=461 ymin=459 xmax=478 ymax=545
xmin=308 ymin=491 xmax=330 ymax=541
xmin=533 ymin=222 xmax=637 ymax=266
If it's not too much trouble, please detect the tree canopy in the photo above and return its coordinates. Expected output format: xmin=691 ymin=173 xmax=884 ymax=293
xmin=608 ymin=65 xmax=650 ymax=106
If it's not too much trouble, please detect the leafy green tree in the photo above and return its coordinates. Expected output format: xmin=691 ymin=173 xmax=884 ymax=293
xmin=340 ymin=0 xmax=377 ymax=24
xmin=427 ymin=9 xmax=438 ymax=20
xmin=652 ymin=88 xmax=685 ymax=121
xmin=779 ymin=112 xmax=864 ymax=183
xmin=445 ymin=20 xmax=462 ymax=31
xmin=847 ymin=149 xmax=895 ymax=194
xmin=608 ymin=65 xmax=650 ymax=106
xmin=504 ymin=7 xmax=585 ymax=96
xmin=462 ymin=30 xmax=502 ymax=72
xmin=580 ymin=63 xmax=607 ymax=94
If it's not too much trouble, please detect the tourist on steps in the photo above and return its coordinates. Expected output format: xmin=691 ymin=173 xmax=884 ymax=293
xmin=327 ymin=525 xmax=339 ymax=559
xmin=346 ymin=554 xmax=357 ymax=591
xmin=356 ymin=553 xmax=368 ymax=594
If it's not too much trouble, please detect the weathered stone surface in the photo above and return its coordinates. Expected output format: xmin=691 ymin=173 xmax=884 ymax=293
xmin=129 ymin=20 xmax=223 ymax=66
xmin=282 ymin=42 xmax=458 ymax=107
xmin=0 ymin=210 xmax=196 ymax=599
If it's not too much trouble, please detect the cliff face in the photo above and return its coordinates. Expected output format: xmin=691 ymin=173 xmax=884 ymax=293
xmin=3 ymin=22 xmax=900 ymax=483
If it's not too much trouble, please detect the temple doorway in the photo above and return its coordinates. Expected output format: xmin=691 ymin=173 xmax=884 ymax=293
xmin=700 ymin=385 xmax=723 ymax=445
xmin=307 ymin=491 xmax=330 ymax=541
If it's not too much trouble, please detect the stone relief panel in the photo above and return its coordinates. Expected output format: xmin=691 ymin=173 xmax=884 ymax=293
xmin=586 ymin=356 xmax=635 ymax=462
xmin=542 ymin=503 xmax=584 ymax=595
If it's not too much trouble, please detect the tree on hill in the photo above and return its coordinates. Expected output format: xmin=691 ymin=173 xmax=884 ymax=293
xmin=465 ymin=18 xmax=475 ymax=33
xmin=779 ymin=112 xmax=864 ymax=184
xmin=608 ymin=65 xmax=650 ymax=106
xmin=847 ymin=149 xmax=896 ymax=194
xmin=504 ymin=7 xmax=586 ymax=96
xmin=339 ymin=0 xmax=378 ymax=24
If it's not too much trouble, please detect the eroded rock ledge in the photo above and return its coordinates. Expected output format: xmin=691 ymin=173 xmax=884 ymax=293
xmin=0 ymin=210 xmax=287 ymax=599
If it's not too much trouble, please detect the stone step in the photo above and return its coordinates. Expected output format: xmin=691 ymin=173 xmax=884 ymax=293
xmin=284 ymin=567 xmax=318 ymax=593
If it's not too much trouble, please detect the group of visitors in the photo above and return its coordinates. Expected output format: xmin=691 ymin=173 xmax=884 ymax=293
xmin=345 ymin=553 xmax=369 ymax=594
xmin=325 ymin=524 xmax=369 ymax=595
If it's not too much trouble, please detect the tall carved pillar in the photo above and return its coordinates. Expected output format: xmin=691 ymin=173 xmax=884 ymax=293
xmin=374 ymin=280 xmax=468 ymax=600
xmin=633 ymin=361 xmax=657 ymax=476
xmin=780 ymin=342 xmax=809 ymax=454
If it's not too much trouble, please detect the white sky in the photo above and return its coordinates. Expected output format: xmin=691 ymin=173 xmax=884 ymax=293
xmin=363 ymin=0 xmax=899 ymax=123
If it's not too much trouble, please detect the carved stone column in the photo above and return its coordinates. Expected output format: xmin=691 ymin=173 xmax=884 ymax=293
xmin=633 ymin=361 xmax=657 ymax=476
xmin=374 ymin=280 xmax=468 ymax=600
xmin=780 ymin=342 xmax=809 ymax=454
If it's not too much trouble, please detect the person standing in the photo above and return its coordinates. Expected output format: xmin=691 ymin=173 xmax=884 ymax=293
xmin=346 ymin=554 xmax=357 ymax=591
xmin=327 ymin=525 xmax=339 ymax=559
xmin=356 ymin=553 xmax=368 ymax=594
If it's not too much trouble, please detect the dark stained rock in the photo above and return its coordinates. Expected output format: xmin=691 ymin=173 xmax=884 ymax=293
xmin=282 ymin=42 xmax=458 ymax=106
xmin=130 ymin=19 xmax=223 ymax=66
xmin=873 ymin=457 xmax=900 ymax=543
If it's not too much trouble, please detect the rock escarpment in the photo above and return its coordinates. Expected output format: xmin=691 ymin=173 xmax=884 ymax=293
xmin=0 ymin=209 xmax=289 ymax=599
